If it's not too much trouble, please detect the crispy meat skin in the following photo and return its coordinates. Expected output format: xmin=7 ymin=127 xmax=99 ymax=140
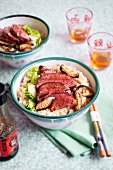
xmin=36 ymin=72 xmax=77 ymax=88
xmin=37 ymin=82 xmax=71 ymax=101
xmin=11 ymin=25 xmax=30 ymax=42
xmin=48 ymin=92 xmax=75 ymax=111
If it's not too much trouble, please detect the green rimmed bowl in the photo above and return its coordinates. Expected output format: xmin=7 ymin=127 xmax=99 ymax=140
xmin=0 ymin=14 xmax=50 ymax=68
xmin=10 ymin=57 xmax=100 ymax=129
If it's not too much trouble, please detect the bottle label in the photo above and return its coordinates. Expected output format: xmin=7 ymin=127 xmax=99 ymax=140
xmin=0 ymin=131 xmax=18 ymax=157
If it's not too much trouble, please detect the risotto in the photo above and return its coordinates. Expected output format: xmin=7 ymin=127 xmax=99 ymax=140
xmin=17 ymin=64 xmax=94 ymax=116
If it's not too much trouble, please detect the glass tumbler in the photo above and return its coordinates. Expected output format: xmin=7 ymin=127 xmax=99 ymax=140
xmin=66 ymin=7 xmax=93 ymax=43
xmin=87 ymin=32 xmax=113 ymax=70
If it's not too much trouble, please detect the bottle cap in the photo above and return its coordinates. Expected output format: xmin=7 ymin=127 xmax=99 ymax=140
xmin=0 ymin=83 xmax=7 ymax=105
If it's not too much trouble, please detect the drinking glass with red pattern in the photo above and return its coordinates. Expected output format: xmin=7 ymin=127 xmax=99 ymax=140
xmin=87 ymin=32 xmax=113 ymax=70
xmin=66 ymin=7 xmax=93 ymax=43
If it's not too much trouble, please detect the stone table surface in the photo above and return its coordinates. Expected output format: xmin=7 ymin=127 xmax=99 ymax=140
xmin=0 ymin=0 xmax=113 ymax=169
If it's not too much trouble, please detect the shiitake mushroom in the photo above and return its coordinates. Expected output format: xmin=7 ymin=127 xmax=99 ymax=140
xmin=36 ymin=97 xmax=55 ymax=110
xmin=19 ymin=43 xmax=33 ymax=51
xmin=0 ymin=40 xmax=18 ymax=52
xmin=60 ymin=64 xmax=79 ymax=78
xmin=75 ymin=85 xmax=94 ymax=97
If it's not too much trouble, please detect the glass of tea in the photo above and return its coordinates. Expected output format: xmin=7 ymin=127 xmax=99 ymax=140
xmin=87 ymin=32 xmax=113 ymax=70
xmin=66 ymin=7 xmax=93 ymax=43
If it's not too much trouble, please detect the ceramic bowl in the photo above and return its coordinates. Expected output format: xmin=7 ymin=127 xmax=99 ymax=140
xmin=0 ymin=14 xmax=50 ymax=68
xmin=10 ymin=57 xmax=100 ymax=129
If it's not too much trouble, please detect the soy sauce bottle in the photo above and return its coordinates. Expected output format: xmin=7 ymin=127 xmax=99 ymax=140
xmin=0 ymin=83 xmax=19 ymax=161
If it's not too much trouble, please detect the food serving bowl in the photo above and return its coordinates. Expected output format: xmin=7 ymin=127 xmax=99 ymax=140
xmin=10 ymin=57 xmax=100 ymax=129
xmin=0 ymin=14 xmax=50 ymax=68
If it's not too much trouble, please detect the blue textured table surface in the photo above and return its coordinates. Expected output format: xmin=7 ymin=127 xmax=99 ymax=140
xmin=0 ymin=0 xmax=113 ymax=169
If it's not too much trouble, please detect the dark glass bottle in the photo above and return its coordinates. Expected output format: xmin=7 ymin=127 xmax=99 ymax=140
xmin=0 ymin=83 xmax=19 ymax=161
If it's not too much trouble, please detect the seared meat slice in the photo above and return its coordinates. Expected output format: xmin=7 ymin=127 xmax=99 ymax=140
xmin=0 ymin=29 xmax=6 ymax=41
xmin=11 ymin=25 xmax=30 ymax=42
xmin=47 ymin=92 xmax=75 ymax=111
xmin=37 ymin=82 xmax=71 ymax=102
xmin=0 ymin=29 xmax=16 ymax=45
xmin=4 ymin=27 xmax=20 ymax=43
xmin=39 ymin=65 xmax=57 ymax=74
xmin=36 ymin=73 xmax=77 ymax=88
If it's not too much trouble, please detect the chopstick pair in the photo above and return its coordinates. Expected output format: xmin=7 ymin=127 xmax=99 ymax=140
xmin=90 ymin=103 xmax=111 ymax=158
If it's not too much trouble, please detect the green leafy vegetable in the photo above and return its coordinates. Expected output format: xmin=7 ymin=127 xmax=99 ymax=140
xmin=24 ymin=99 xmax=36 ymax=111
xmin=22 ymin=88 xmax=36 ymax=102
xmin=26 ymin=66 xmax=40 ymax=84
xmin=22 ymin=24 xmax=43 ymax=46
xmin=28 ymin=84 xmax=36 ymax=97
xmin=22 ymin=66 xmax=41 ymax=111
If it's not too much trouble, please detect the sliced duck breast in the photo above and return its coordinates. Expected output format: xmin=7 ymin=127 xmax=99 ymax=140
xmin=36 ymin=72 xmax=77 ymax=89
xmin=37 ymin=82 xmax=71 ymax=102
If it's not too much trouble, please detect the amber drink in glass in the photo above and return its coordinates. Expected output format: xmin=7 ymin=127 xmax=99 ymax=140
xmin=87 ymin=32 xmax=113 ymax=70
xmin=66 ymin=7 xmax=93 ymax=43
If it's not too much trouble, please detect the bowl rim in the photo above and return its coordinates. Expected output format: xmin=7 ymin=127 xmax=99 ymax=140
xmin=0 ymin=14 xmax=50 ymax=56
xmin=11 ymin=57 xmax=100 ymax=119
